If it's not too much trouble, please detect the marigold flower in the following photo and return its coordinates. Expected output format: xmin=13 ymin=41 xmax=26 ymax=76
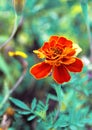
xmin=8 ymin=51 xmax=27 ymax=58
xmin=30 ymin=36 xmax=83 ymax=84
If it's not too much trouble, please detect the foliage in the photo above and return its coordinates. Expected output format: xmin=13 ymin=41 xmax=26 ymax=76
xmin=9 ymin=67 xmax=92 ymax=130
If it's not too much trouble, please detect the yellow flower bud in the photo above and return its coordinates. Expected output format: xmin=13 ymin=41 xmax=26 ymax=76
xmin=8 ymin=51 xmax=28 ymax=58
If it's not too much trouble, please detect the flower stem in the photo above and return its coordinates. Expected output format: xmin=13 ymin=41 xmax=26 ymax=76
xmin=0 ymin=61 xmax=27 ymax=109
xmin=86 ymin=22 xmax=92 ymax=61
xmin=53 ymin=85 xmax=63 ymax=122
xmin=0 ymin=13 xmax=23 ymax=50
xmin=9 ymin=68 xmax=26 ymax=95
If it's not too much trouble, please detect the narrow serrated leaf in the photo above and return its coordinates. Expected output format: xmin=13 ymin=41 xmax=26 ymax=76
xmin=27 ymin=115 xmax=36 ymax=121
xmin=9 ymin=97 xmax=30 ymax=110
xmin=48 ymin=94 xmax=58 ymax=101
xmin=18 ymin=111 xmax=32 ymax=115
xmin=31 ymin=98 xmax=37 ymax=110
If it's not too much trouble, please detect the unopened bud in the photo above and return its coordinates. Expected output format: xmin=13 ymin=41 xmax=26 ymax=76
xmin=12 ymin=0 xmax=26 ymax=14
xmin=5 ymin=107 xmax=15 ymax=117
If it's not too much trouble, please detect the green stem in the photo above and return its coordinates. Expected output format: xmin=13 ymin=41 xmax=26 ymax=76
xmin=81 ymin=0 xmax=92 ymax=60
xmin=0 ymin=68 xmax=27 ymax=109
xmin=86 ymin=21 xmax=92 ymax=60
xmin=0 ymin=93 xmax=10 ymax=109
xmin=53 ymin=85 xmax=63 ymax=122
xmin=0 ymin=13 xmax=23 ymax=50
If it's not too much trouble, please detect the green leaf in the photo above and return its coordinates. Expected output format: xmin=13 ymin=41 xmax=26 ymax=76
xmin=9 ymin=97 xmax=30 ymax=110
xmin=27 ymin=115 xmax=36 ymax=121
xmin=51 ymin=84 xmax=63 ymax=106
xmin=31 ymin=98 xmax=37 ymax=111
xmin=83 ymin=118 xmax=92 ymax=124
xmin=69 ymin=125 xmax=77 ymax=130
xmin=18 ymin=111 xmax=32 ymax=115
xmin=36 ymin=101 xmax=48 ymax=112
xmin=48 ymin=94 xmax=58 ymax=101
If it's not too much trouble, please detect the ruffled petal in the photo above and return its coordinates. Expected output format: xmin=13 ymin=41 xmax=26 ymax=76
xmin=49 ymin=40 xmax=56 ymax=47
xmin=61 ymin=57 xmax=76 ymax=65
xmin=42 ymin=42 xmax=49 ymax=51
xmin=30 ymin=62 xmax=52 ymax=79
xmin=65 ymin=39 xmax=73 ymax=47
xmin=33 ymin=50 xmax=45 ymax=59
xmin=67 ymin=49 xmax=76 ymax=56
xmin=53 ymin=65 xmax=71 ymax=84
xmin=65 ymin=58 xmax=83 ymax=72
xmin=49 ymin=36 xmax=59 ymax=42
xmin=73 ymin=43 xmax=82 ymax=56
xmin=57 ymin=37 xmax=72 ymax=48
xmin=62 ymin=47 xmax=76 ymax=56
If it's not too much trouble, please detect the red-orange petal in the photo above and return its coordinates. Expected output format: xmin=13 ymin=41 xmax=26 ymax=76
xmin=49 ymin=40 xmax=56 ymax=47
xmin=65 ymin=39 xmax=73 ymax=47
xmin=30 ymin=62 xmax=52 ymax=79
xmin=57 ymin=37 xmax=72 ymax=48
xmin=61 ymin=57 xmax=76 ymax=65
xmin=41 ymin=42 xmax=49 ymax=51
xmin=67 ymin=49 xmax=76 ymax=56
xmin=53 ymin=65 xmax=71 ymax=84
xmin=62 ymin=47 xmax=76 ymax=56
xmin=65 ymin=58 xmax=83 ymax=72
xmin=49 ymin=36 xmax=59 ymax=42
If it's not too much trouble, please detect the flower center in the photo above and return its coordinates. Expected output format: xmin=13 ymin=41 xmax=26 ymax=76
xmin=45 ymin=47 xmax=63 ymax=66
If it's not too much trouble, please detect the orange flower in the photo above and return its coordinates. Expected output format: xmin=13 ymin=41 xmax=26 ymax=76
xmin=30 ymin=36 xmax=83 ymax=84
